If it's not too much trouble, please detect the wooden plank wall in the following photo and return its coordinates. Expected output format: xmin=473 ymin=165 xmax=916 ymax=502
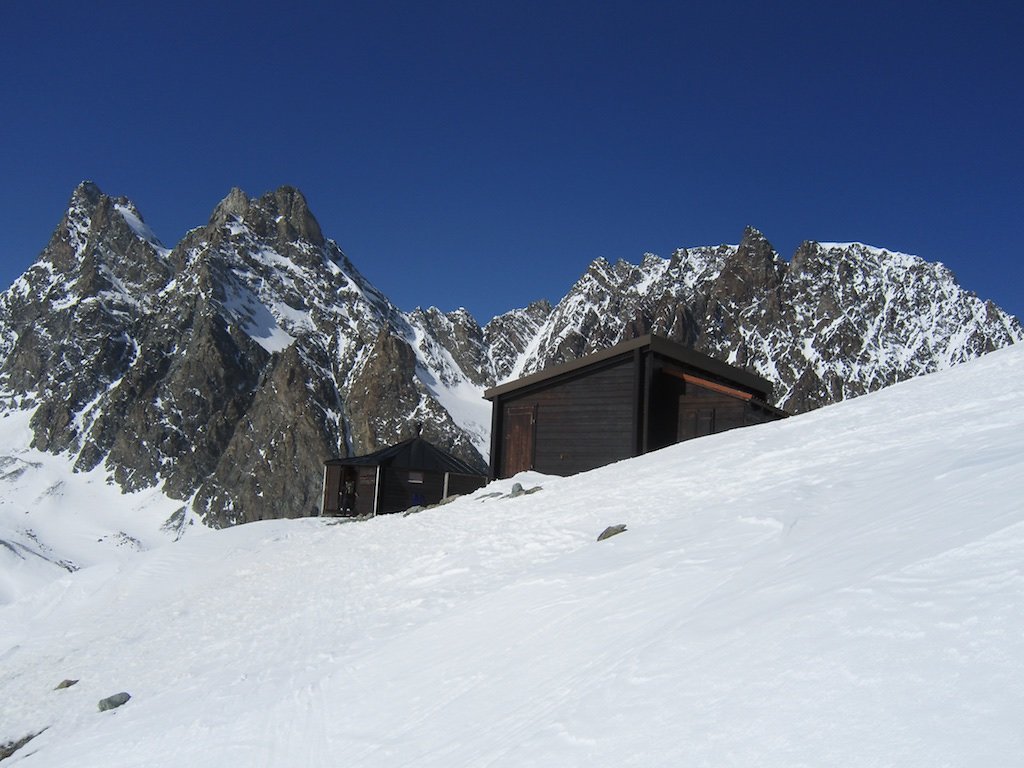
xmin=502 ymin=358 xmax=636 ymax=476
xmin=446 ymin=473 xmax=488 ymax=497
xmin=676 ymin=379 xmax=781 ymax=440
xmin=376 ymin=468 xmax=446 ymax=514
xmin=323 ymin=466 xmax=487 ymax=516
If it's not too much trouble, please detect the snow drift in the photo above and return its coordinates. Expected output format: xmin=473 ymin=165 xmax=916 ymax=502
xmin=1 ymin=344 xmax=1023 ymax=766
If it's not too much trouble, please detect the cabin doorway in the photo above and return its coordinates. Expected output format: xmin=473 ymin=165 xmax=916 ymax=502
xmin=679 ymin=406 xmax=715 ymax=440
xmin=502 ymin=405 xmax=536 ymax=477
xmin=338 ymin=469 xmax=359 ymax=515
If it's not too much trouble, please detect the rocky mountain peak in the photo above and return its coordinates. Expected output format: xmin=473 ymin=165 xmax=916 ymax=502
xmin=706 ymin=227 xmax=784 ymax=315
xmin=211 ymin=187 xmax=250 ymax=226
xmin=206 ymin=185 xmax=326 ymax=254
xmin=789 ymin=240 xmax=822 ymax=276
xmin=4 ymin=182 xmax=493 ymax=527
xmin=640 ymin=253 xmax=664 ymax=271
xmin=51 ymin=182 xmax=110 ymax=260
xmin=739 ymin=225 xmax=770 ymax=248
xmin=23 ymin=183 xmax=171 ymax=299
xmin=70 ymin=180 xmax=104 ymax=209
xmin=733 ymin=226 xmax=781 ymax=272
xmin=584 ymin=255 xmax=612 ymax=278
xmin=525 ymin=298 xmax=553 ymax=316
xmin=267 ymin=185 xmax=324 ymax=247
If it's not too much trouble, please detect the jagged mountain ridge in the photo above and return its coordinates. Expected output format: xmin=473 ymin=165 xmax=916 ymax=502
xmin=0 ymin=183 xmax=489 ymax=527
xmin=1 ymin=183 xmax=1020 ymax=528
xmin=505 ymin=227 xmax=1022 ymax=413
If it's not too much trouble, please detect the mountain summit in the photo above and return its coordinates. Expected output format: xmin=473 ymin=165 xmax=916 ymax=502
xmin=0 ymin=183 xmax=1019 ymax=526
xmin=0 ymin=183 xmax=487 ymax=527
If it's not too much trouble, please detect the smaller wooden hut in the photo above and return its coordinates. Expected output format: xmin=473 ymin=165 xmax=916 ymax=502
xmin=322 ymin=437 xmax=487 ymax=517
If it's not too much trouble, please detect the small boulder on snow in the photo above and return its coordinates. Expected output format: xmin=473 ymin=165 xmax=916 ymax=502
xmin=597 ymin=524 xmax=627 ymax=541
xmin=98 ymin=692 xmax=131 ymax=712
xmin=508 ymin=483 xmax=543 ymax=499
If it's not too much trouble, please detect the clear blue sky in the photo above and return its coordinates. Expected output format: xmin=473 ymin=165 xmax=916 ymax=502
xmin=2 ymin=1 xmax=1021 ymax=322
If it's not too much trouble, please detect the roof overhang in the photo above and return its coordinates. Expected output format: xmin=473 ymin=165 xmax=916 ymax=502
xmin=483 ymin=334 xmax=774 ymax=401
xmin=325 ymin=437 xmax=484 ymax=475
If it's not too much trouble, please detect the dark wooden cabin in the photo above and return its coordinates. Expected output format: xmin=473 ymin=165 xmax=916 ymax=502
xmin=483 ymin=334 xmax=787 ymax=478
xmin=322 ymin=437 xmax=487 ymax=517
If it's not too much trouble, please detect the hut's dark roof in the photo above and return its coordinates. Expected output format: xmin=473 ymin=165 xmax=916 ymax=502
xmin=483 ymin=334 xmax=774 ymax=401
xmin=325 ymin=437 xmax=483 ymax=475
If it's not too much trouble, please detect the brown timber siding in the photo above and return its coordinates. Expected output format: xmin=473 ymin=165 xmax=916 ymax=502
xmin=501 ymin=357 xmax=636 ymax=476
xmin=446 ymin=472 xmax=488 ymax=497
xmin=677 ymin=380 xmax=771 ymax=440
xmin=376 ymin=468 xmax=445 ymax=514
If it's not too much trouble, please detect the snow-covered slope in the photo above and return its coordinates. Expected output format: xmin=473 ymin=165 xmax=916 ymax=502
xmin=0 ymin=412 xmax=189 ymax=606
xmin=2 ymin=344 xmax=1022 ymax=766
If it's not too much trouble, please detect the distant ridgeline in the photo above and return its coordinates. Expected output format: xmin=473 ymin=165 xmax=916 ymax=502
xmin=0 ymin=182 xmax=1019 ymax=526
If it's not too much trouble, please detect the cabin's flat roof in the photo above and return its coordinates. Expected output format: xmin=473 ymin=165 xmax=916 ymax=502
xmin=325 ymin=436 xmax=484 ymax=475
xmin=483 ymin=334 xmax=774 ymax=400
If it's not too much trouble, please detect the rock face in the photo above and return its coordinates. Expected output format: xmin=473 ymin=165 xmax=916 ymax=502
xmin=1 ymin=185 xmax=1020 ymax=527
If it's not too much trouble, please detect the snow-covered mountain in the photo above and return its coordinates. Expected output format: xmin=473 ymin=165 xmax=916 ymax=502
xmin=0 ymin=183 xmax=490 ymax=528
xmin=2 ymin=342 xmax=1022 ymax=766
xmin=0 ymin=183 xmax=1019 ymax=532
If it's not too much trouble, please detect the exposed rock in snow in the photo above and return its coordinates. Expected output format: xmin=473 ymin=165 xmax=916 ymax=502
xmin=97 ymin=692 xmax=131 ymax=712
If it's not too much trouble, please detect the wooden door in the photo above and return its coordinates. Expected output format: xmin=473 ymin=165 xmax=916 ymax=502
xmin=502 ymin=405 xmax=536 ymax=477
xmin=322 ymin=464 xmax=343 ymax=515
xmin=679 ymin=406 xmax=715 ymax=441
xmin=355 ymin=467 xmax=378 ymax=517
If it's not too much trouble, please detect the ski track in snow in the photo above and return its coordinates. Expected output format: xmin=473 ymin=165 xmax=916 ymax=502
xmin=1 ymin=346 xmax=1023 ymax=765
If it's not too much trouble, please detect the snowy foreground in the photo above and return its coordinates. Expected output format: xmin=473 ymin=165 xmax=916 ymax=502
xmin=3 ymin=347 xmax=1024 ymax=766
xmin=0 ymin=409 xmax=185 ymax=606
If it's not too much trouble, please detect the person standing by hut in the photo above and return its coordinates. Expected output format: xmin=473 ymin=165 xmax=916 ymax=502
xmin=340 ymin=473 xmax=357 ymax=515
